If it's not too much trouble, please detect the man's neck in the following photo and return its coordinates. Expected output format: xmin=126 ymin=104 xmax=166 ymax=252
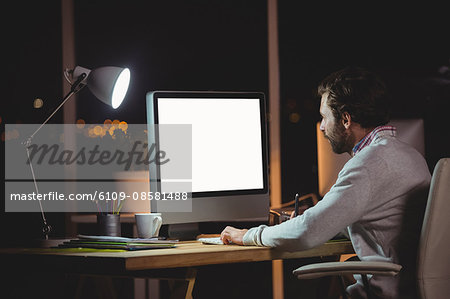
xmin=348 ymin=126 xmax=375 ymax=155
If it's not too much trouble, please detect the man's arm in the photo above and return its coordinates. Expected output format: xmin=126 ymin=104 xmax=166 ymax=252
xmin=221 ymin=161 xmax=372 ymax=251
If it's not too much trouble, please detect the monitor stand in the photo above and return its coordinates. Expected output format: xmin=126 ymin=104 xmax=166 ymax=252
xmin=167 ymin=223 xmax=201 ymax=241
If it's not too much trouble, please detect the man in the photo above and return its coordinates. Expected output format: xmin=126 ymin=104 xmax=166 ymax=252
xmin=221 ymin=67 xmax=431 ymax=298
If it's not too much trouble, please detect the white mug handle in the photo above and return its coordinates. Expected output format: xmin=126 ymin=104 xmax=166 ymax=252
xmin=152 ymin=216 xmax=162 ymax=237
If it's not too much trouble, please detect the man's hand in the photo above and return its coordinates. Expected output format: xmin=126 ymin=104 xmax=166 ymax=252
xmin=220 ymin=226 xmax=248 ymax=245
xmin=290 ymin=210 xmax=296 ymax=219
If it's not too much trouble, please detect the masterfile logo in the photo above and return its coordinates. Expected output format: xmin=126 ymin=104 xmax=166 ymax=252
xmin=26 ymin=141 xmax=170 ymax=171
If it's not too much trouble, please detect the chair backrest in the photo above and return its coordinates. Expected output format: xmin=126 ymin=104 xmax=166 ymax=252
xmin=417 ymin=158 xmax=450 ymax=299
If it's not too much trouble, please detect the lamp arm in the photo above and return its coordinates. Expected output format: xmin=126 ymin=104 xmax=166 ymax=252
xmin=25 ymin=145 xmax=52 ymax=238
xmin=28 ymin=72 xmax=87 ymax=140
xmin=23 ymin=71 xmax=87 ymax=239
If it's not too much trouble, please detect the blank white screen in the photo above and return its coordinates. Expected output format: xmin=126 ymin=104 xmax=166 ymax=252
xmin=157 ymin=98 xmax=264 ymax=192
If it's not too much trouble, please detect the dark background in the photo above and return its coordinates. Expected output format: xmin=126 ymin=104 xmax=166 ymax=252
xmin=1 ymin=1 xmax=449 ymax=298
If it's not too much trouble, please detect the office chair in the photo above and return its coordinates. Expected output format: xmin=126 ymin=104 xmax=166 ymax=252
xmin=293 ymin=158 xmax=450 ymax=299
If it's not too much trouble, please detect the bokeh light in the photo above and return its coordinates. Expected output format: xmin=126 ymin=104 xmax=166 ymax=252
xmin=76 ymin=119 xmax=85 ymax=129
xmin=33 ymin=98 xmax=44 ymax=108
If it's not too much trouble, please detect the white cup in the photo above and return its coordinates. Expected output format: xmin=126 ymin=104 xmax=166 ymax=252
xmin=135 ymin=213 xmax=163 ymax=238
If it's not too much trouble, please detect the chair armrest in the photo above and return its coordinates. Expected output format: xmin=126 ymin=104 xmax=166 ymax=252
xmin=293 ymin=261 xmax=402 ymax=279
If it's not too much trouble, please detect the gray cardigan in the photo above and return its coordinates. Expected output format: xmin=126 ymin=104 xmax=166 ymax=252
xmin=243 ymin=133 xmax=431 ymax=298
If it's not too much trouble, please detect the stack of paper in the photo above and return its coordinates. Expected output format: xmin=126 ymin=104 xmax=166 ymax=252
xmin=54 ymin=235 xmax=178 ymax=250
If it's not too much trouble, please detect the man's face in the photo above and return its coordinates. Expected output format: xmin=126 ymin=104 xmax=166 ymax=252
xmin=319 ymin=94 xmax=353 ymax=154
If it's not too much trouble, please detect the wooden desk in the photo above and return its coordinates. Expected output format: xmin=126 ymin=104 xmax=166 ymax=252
xmin=1 ymin=240 xmax=354 ymax=298
xmin=1 ymin=240 xmax=353 ymax=272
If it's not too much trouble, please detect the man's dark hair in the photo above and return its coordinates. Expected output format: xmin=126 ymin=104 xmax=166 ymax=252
xmin=318 ymin=67 xmax=391 ymax=128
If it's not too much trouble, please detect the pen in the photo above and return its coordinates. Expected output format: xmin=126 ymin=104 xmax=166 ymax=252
xmin=294 ymin=193 xmax=299 ymax=217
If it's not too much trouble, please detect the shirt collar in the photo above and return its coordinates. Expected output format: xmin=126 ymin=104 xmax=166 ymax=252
xmin=352 ymin=125 xmax=397 ymax=156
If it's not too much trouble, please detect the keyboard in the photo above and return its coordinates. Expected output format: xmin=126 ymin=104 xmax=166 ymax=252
xmin=197 ymin=237 xmax=225 ymax=245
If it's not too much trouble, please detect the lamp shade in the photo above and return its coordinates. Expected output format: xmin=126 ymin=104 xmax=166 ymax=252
xmin=72 ymin=66 xmax=130 ymax=109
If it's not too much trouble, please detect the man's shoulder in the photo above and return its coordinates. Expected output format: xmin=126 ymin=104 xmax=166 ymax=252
xmin=361 ymin=136 xmax=424 ymax=162
xmin=347 ymin=136 xmax=430 ymax=178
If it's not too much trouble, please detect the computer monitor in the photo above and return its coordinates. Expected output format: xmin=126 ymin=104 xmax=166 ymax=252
xmin=146 ymin=91 xmax=270 ymax=229
xmin=317 ymin=118 xmax=426 ymax=197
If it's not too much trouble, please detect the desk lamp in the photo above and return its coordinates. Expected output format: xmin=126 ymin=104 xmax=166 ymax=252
xmin=24 ymin=65 xmax=131 ymax=240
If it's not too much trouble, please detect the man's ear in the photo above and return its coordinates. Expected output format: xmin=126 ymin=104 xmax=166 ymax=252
xmin=341 ymin=112 xmax=352 ymax=129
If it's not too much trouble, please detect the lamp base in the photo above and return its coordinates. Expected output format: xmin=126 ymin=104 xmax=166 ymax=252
xmin=5 ymin=237 xmax=73 ymax=248
xmin=32 ymin=237 xmax=72 ymax=248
